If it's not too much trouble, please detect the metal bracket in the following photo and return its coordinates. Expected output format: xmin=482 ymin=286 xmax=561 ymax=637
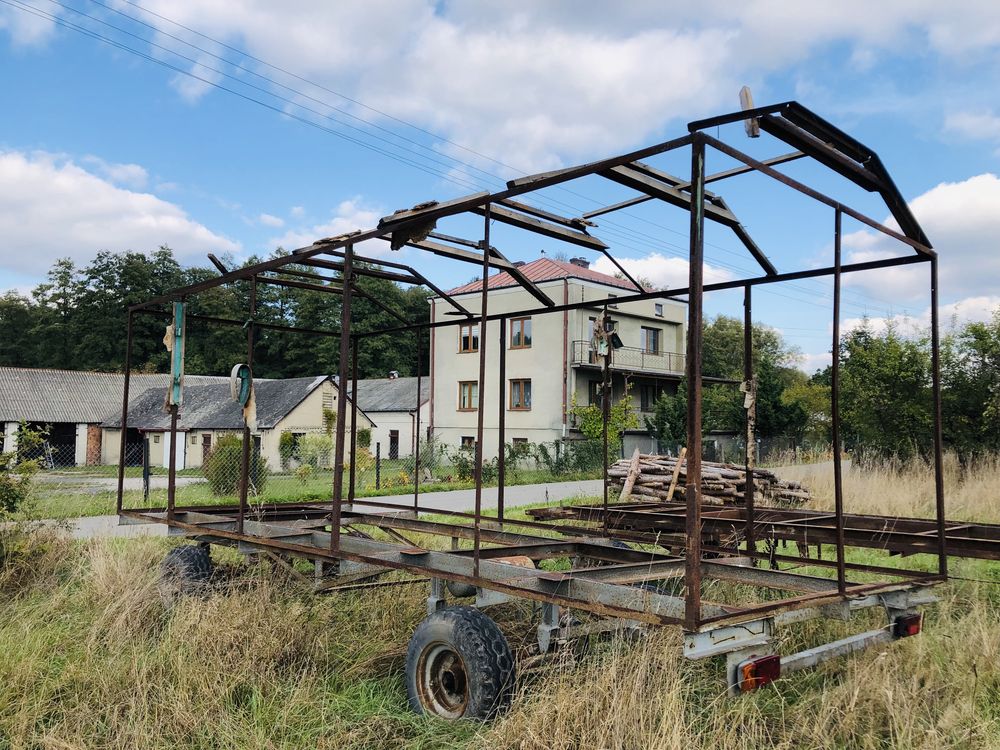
xmin=537 ymin=603 xmax=560 ymax=653
xmin=684 ymin=618 xmax=773 ymax=660
xmin=427 ymin=578 xmax=447 ymax=614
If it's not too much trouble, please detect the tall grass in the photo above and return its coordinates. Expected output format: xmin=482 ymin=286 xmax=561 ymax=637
xmin=1 ymin=458 xmax=1000 ymax=748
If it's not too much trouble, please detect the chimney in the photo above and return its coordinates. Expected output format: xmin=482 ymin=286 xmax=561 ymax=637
xmin=512 ymin=260 xmax=526 ymax=268
xmin=569 ymin=257 xmax=589 ymax=269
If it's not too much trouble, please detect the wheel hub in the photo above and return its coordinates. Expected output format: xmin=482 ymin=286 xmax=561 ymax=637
xmin=417 ymin=642 xmax=469 ymax=718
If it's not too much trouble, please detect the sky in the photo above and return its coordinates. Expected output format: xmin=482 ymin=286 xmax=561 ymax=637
xmin=2 ymin=0 xmax=1000 ymax=374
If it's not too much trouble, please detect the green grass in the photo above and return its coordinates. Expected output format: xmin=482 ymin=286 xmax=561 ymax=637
xmin=26 ymin=466 xmax=601 ymax=520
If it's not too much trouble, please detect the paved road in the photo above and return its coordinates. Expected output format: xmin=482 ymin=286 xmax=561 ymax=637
xmin=48 ymin=478 xmax=605 ymax=539
xmin=36 ymin=473 xmax=204 ymax=493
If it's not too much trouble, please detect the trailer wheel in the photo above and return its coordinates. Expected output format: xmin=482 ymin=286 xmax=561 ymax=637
xmin=158 ymin=544 xmax=213 ymax=604
xmin=406 ymin=606 xmax=514 ymax=720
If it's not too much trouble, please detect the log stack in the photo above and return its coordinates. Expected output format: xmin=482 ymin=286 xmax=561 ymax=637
xmin=607 ymin=453 xmax=810 ymax=508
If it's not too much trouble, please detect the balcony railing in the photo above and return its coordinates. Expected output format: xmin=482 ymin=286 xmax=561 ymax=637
xmin=570 ymin=340 xmax=685 ymax=375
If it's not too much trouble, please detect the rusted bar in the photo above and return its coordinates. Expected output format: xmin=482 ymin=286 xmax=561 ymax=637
xmin=238 ymin=278 xmax=257 ymax=535
xmin=166 ymin=404 xmax=178 ymax=521
xmin=413 ymin=330 xmax=422 ymax=513
xmin=497 ymin=316 xmax=507 ymax=523
xmin=602 ymin=310 xmax=611 ymax=534
xmin=684 ymin=134 xmax=706 ymax=629
xmin=115 ymin=311 xmax=134 ymax=514
xmin=331 ymin=244 xmax=355 ymax=554
xmin=473 ymin=205 xmax=491 ymax=577
xmin=831 ymin=209 xmax=847 ymax=592
xmin=742 ymin=283 xmax=756 ymax=558
xmin=349 ymin=335 xmax=359 ymax=504
xmin=930 ymin=256 xmax=948 ymax=577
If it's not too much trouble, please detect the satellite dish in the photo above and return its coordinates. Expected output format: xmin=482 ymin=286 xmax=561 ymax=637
xmin=739 ymin=86 xmax=760 ymax=138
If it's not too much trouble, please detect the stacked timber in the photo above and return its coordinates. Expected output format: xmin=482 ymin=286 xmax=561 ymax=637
xmin=607 ymin=452 xmax=810 ymax=508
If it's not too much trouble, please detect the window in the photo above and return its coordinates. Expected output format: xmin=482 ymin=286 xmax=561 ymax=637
xmin=512 ymin=437 xmax=528 ymax=445
xmin=461 ymin=435 xmax=476 ymax=448
xmin=641 ymin=326 xmax=661 ymax=354
xmin=654 ymin=303 xmax=663 ymax=317
xmin=588 ymin=380 xmax=604 ymax=406
xmin=153 ymin=434 xmax=160 ymax=444
xmin=459 ymin=323 xmax=479 ymax=353
xmin=510 ymin=317 xmax=532 ymax=349
xmin=458 ymin=381 xmax=479 ymax=411
xmin=389 ymin=429 xmax=399 ymax=459
xmin=190 ymin=434 xmax=198 ymax=445
xmin=509 ymin=379 xmax=532 ymax=410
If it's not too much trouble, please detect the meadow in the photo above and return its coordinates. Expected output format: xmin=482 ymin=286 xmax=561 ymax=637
xmin=1 ymin=457 xmax=999 ymax=749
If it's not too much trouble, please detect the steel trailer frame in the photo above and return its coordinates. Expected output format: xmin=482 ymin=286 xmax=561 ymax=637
xmin=117 ymin=101 xmax=950 ymax=694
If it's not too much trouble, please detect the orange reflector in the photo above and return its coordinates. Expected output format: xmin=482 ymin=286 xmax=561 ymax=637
xmin=893 ymin=613 xmax=923 ymax=638
xmin=738 ymin=654 xmax=781 ymax=692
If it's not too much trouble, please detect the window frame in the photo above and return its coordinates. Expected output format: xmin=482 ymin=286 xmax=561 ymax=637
xmin=458 ymin=323 xmax=479 ymax=353
xmin=510 ymin=317 xmax=532 ymax=349
xmin=458 ymin=381 xmax=479 ymax=411
xmin=509 ymin=378 xmax=532 ymax=411
xmin=641 ymin=326 xmax=662 ymax=355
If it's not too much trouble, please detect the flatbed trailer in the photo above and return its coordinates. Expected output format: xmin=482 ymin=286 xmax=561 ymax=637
xmin=118 ymin=100 xmax=960 ymax=717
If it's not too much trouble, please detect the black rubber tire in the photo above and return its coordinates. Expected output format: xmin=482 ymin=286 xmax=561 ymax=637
xmin=405 ymin=606 xmax=515 ymax=720
xmin=158 ymin=544 xmax=213 ymax=603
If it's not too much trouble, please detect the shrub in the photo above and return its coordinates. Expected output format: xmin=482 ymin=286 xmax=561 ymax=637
xmin=203 ymin=434 xmax=269 ymax=496
xmin=357 ymin=427 xmax=372 ymax=450
xmin=448 ymin=444 xmax=498 ymax=483
xmin=300 ymin=433 xmax=333 ymax=468
xmin=278 ymin=431 xmax=295 ymax=470
xmin=0 ymin=423 xmax=43 ymax=517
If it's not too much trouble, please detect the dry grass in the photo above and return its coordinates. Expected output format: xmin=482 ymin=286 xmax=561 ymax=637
xmin=1 ymin=458 xmax=1000 ymax=749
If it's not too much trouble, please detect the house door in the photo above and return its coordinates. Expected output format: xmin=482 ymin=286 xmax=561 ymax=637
xmin=201 ymin=433 xmax=212 ymax=462
xmin=389 ymin=430 xmax=399 ymax=459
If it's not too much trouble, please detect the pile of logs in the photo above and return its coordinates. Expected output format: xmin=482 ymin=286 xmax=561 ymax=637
xmin=608 ymin=450 xmax=811 ymax=508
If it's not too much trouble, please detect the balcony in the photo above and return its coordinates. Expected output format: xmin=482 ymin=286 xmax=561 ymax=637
xmin=570 ymin=340 xmax=685 ymax=376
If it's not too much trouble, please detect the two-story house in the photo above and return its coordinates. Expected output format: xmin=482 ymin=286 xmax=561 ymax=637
xmin=428 ymin=257 xmax=686 ymax=458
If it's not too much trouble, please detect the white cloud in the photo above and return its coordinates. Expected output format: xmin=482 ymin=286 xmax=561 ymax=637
xmin=944 ymin=111 xmax=1000 ymax=154
xmin=843 ymin=295 xmax=1000 ymax=337
xmin=591 ymin=251 xmax=733 ymax=291
xmin=797 ymin=350 xmax=832 ymax=375
xmin=36 ymin=1 xmax=989 ymax=173
xmin=0 ymin=4 xmax=58 ymax=47
xmin=257 ymin=212 xmax=284 ymax=228
xmin=843 ymin=173 xmax=1000 ymax=302
xmin=81 ymin=155 xmax=149 ymax=189
xmin=290 ymin=206 xmax=305 ymax=219
xmin=269 ymin=198 xmax=386 ymax=256
xmin=0 ymin=150 xmax=239 ymax=276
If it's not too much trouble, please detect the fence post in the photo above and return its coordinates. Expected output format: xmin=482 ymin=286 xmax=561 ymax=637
xmin=142 ymin=436 xmax=150 ymax=505
xmin=375 ymin=442 xmax=381 ymax=489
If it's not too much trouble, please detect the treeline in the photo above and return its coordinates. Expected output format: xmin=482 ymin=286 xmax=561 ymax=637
xmin=0 ymin=248 xmax=430 ymax=379
xmin=647 ymin=311 xmax=1000 ymax=466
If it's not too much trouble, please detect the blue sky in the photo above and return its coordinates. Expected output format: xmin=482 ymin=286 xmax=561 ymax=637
xmin=2 ymin=1 xmax=1000 ymax=372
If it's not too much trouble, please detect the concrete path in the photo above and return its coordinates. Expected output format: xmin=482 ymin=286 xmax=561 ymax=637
xmin=47 ymin=478 xmax=605 ymax=540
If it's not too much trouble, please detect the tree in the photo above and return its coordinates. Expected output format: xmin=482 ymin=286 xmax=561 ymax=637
xmin=839 ymin=321 xmax=932 ymax=467
xmin=941 ymin=310 xmax=1000 ymax=463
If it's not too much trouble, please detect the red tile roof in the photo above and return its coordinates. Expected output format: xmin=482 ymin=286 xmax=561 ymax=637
xmin=445 ymin=257 xmax=640 ymax=296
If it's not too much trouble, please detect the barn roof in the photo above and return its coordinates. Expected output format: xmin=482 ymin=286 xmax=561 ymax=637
xmin=102 ymin=375 xmax=333 ymax=430
xmin=352 ymin=376 xmax=429 ymax=413
xmin=0 ymin=367 xmax=225 ymax=424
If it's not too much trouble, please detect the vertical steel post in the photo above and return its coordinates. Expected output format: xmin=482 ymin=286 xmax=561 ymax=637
xmin=684 ymin=134 xmax=706 ymax=629
xmin=742 ymin=283 xmax=756 ymax=558
xmin=473 ymin=205 xmax=491 ymax=577
xmin=238 ymin=277 xmax=256 ymax=535
xmin=375 ymin=441 xmax=381 ymax=489
xmin=167 ymin=404 xmax=178 ymax=521
xmin=831 ymin=208 xmax=847 ymax=592
xmin=349 ymin=335 xmax=359 ymax=504
xmin=330 ymin=244 xmax=354 ymax=554
xmin=602 ymin=306 xmax=611 ymax=534
xmin=930 ymin=256 xmax=948 ymax=577
xmin=414 ymin=329 xmax=423 ymax=513
xmin=115 ymin=311 xmax=134 ymax=514
xmin=497 ymin=316 xmax=507 ymax=523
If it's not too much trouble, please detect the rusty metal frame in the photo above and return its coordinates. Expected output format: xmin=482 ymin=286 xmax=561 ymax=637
xmin=116 ymin=101 xmax=948 ymax=634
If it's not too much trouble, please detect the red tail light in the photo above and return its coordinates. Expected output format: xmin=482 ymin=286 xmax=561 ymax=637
xmin=737 ymin=654 xmax=781 ymax=692
xmin=893 ymin=613 xmax=922 ymax=638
